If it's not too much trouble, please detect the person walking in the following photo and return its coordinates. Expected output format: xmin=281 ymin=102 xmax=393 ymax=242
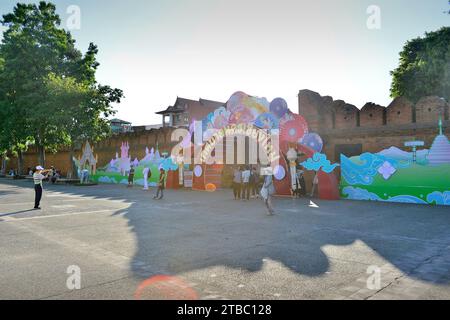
xmin=241 ymin=166 xmax=251 ymax=201
xmin=127 ymin=165 xmax=135 ymax=188
xmin=260 ymin=167 xmax=275 ymax=216
xmin=33 ymin=166 xmax=49 ymax=210
xmin=154 ymin=168 xmax=166 ymax=200
xmin=232 ymin=166 xmax=242 ymax=200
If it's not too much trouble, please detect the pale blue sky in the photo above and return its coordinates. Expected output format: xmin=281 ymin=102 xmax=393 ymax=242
xmin=1 ymin=0 xmax=449 ymax=125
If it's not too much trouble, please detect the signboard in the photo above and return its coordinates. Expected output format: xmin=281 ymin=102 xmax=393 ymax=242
xmin=184 ymin=170 xmax=193 ymax=188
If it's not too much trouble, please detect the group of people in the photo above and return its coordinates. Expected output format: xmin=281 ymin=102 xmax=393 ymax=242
xmin=127 ymin=165 xmax=166 ymax=200
xmin=28 ymin=166 xmax=60 ymax=183
xmin=232 ymin=166 xmax=275 ymax=215
xmin=232 ymin=165 xmax=308 ymax=216
xmin=232 ymin=166 xmax=261 ymax=201
xmin=6 ymin=166 xmax=59 ymax=184
xmin=28 ymin=163 xmax=306 ymax=214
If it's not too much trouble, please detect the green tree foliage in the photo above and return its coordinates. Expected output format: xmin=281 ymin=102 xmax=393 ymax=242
xmin=0 ymin=2 xmax=123 ymax=171
xmin=390 ymin=27 xmax=450 ymax=103
xmin=46 ymin=73 xmax=122 ymax=175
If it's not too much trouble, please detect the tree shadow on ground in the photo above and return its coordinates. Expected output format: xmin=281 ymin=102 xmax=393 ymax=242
xmin=2 ymin=179 xmax=449 ymax=287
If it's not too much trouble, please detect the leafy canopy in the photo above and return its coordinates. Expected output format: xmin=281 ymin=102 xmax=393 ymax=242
xmin=390 ymin=27 xmax=450 ymax=103
xmin=0 ymin=1 xmax=123 ymax=159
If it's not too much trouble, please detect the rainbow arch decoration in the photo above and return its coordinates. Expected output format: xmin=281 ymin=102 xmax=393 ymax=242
xmin=191 ymin=91 xmax=340 ymax=199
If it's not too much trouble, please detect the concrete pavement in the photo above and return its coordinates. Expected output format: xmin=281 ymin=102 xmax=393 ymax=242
xmin=0 ymin=178 xmax=449 ymax=300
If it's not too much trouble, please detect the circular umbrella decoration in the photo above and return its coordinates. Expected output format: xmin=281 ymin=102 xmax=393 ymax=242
xmin=269 ymin=98 xmax=288 ymax=119
xmin=229 ymin=104 xmax=256 ymax=124
xmin=254 ymin=113 xmax=280 ymax=130
xmin=227 ymin=91 xmax=247 ymax=113
xmin=273 ymin=165 xmax=286 ymax=181
xmin=300 ymin=133 xmax=323 ymax=153
xmin=194 ymin=165 xmax=203 ymax=177
xmin=280 ymin=114 xmax=309 ymax=143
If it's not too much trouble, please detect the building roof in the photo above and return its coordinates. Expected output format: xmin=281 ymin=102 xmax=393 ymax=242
xmin=156 ymin=97 xmax=225 ymax=116
xmin=110 ymin=118 xmax=132 ymax=125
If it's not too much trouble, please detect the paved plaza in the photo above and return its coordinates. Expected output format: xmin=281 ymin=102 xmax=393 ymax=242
xmin=0 ymin=178 xmax=449 ymax=300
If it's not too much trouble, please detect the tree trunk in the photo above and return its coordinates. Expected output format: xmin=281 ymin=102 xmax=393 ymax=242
xmin=38 ymin=145 xmax=46 ymax=168
xmin=69 ymin=146 xmax=77 ymax=179
xmin=17 ymin=150 xmax=24 ymax=176
xmin=0 ymin=155 xmax=6 ymax=175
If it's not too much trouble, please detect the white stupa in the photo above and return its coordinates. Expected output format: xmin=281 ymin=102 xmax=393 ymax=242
xmin=427 ymin=117 xmax=450 ymax=166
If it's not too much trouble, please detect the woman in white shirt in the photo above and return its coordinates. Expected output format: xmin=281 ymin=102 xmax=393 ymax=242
xmin=260 ymin=167 xmax=275 ymax=216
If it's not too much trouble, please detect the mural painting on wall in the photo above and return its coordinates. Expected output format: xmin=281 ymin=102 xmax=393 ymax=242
xmin=340 ymin=119 xmax=450 ymax=206
xmin=89 ymin=142 xmax=178 ymax=187
xmin=86 ymin=91 xmax=339 ymax=198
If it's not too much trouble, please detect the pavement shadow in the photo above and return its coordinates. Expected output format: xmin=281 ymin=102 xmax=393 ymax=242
xmin=0 ymin=209 xmax=36 ymax=217
xmin=2 ymin=179 xmax=449 ymax=286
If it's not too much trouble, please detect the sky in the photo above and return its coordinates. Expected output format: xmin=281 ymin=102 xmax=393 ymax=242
xmin=0 ymin=0 xmax=449 ymax=125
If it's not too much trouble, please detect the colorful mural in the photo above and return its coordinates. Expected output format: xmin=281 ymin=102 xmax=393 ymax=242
xmin=195 ymin=91 xmax=339 ymax=198
xmin=87 ymin=91 xmax=340 ymax=199
xmin=340 ymin=120 xmax=450 ymax=206
xmin=90 ymin=144 xmax=178 ymax=187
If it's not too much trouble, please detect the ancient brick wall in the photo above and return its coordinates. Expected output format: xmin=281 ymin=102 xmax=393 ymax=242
xmin=4 ymin=126 xmax=181 ymax=175
xmin=298 ymin=89 xmax=449 ymax=162
xmin=386 ymin=97 xmax=413 ymax=125
xmin=359 ymin=103 xmax=385 ymax=127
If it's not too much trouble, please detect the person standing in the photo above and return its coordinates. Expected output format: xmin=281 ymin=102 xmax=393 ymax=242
xmin=127 ymin=165 xmax=135 ymax=188
xmin=260 ymin=167 xmax=275 ymax=216
xmin=142 ymin=166 xmax=151 ymax=190
xmin=310 ymin=172 xmax=319 ymax=198
xmin=298 ymin=166 xmax=307 ymax=196
xmin=81 ymin=167 xmax=90 ymax=184
xmin=250 ymin=166 xmax=260 ymax=199
xmin=241 ymin=166 xmax=251 ymax=201
xmin=232 ymin=166 xmax=242 ymax=200
xmin=50 ymin=166 xmax=59 ymax=184
xmin=33 ymin=166 xmax=49 ymax=210
xmin=293 ymin=168 xmax=302 ymax=198
xmin=154 ymin=168 xmax=166 ymax=200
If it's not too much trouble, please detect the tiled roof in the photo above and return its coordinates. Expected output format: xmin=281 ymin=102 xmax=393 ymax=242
xmin=156 ymin=97 xmax=225 ymax=115
xmin=110 ymin=118 xmax=132 ymax=124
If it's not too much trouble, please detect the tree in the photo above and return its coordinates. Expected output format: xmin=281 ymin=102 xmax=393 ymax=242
xmin=390 ymin=27 xmax=450 ymax=103
xmin=0 ymin=50 xmax=34 ymax=175
xmin=0 ymin=2 xmax=123 ymax=171
xmin=0 ymin=2 xmax=78 ymax=166
xmin=46 ymin=73 xmax=122 ymax=176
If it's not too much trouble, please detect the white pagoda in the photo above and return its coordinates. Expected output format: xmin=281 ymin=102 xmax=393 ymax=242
xmin=427 ymin=117 xmax=450 ymax=166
